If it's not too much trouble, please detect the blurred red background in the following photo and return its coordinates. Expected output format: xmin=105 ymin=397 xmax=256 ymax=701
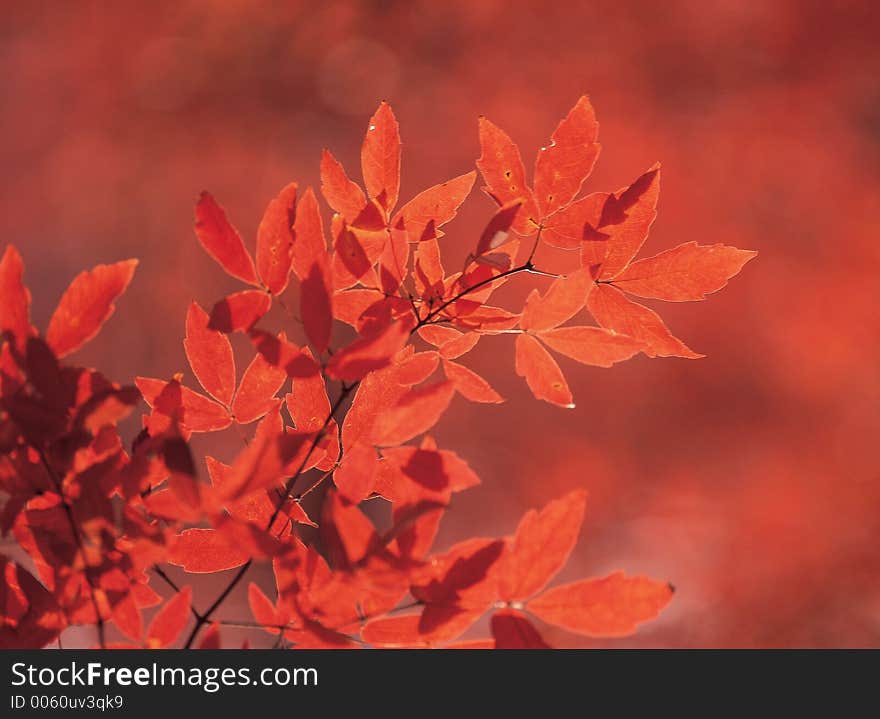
xmin=3 ymin=0 xmax=879 ymax=647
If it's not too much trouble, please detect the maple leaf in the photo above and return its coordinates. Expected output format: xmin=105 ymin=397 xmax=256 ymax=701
xmin=361 ymin=102 xmax=401 ymax=214
xmin=184 ymin=301 xmax=236 ymax=407
xmin=526 ymin=572 xmax=674 ymax=637
xmin=498 ymin=489 xmax=588 ymax=601
xmin=292 ymin=188 xmax=333 ymax=352
xmin=46 ymin=259 xmax=138 ymax=358
xmin=208 ymin=290 xmax=272 ymax=333
xmin=0 ymin=245 xmax=32 ymax=351
xmin=145 ymin=587 xmax=192 ymax=648
xmin=391 ymin=172 xmax=476 ymax=243
xmin=194 ymin=192 xmax=260 ymax=286
xmin=256 ymin=182 xmax=297 ymax=296
xmin=491 ymin=609 xmax=552 ymax=649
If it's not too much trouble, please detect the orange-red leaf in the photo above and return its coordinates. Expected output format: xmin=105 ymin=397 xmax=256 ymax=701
xmin=362 ymin=608 xmax=484 ymax=648
xmin=232 ymin=352 xmax=287 ymax=424
xmin=491 ymin=609 xmax=551 ymax=649
xmin=325 ymin=318 xmax=413 ymax=382
xmin=184 ymin=301 xmax=235 ymax=406
xmin=581 ymin=165 xmax=661 ymax=279
xmin=476 ymin=117 xmax=538 ymax=234
xmin=168 ymin=529 xmax=250 ymax=573
xmin=443 ymin=359 xmax=503 ymax=403
xmin=194 ymin=192 xmax=259 ymax=286
xmin=46 ymin=259 xmax=138 ymax=358
xmin=541 ymin=191 xmax=607 ymax=250
xmin=533 ymin=95 xmax=600 ymax=217
xmin=520 ymin=269 xmax=591 ymax=332
xmin=372 ymin=380 xmax=455 ymax=446
xmin=538 ymin=325 xmax=643 ymax=367
xmin=499 ymin=490 xmax=587 ymax=601
xmin=412 ymin=537 xmax=504 ymax=608
xmin=0 ymin=245 xmax=31 ymax=350
xmin=146 ymin=587 xmax=192 ymax=648
xmin=248 ymin=582 xmax=284 ymax=634
xmin=221 ymin=426 xmax=314 ymax=499
xmin=514 ymin=333 xmax=573 ymax=408
xmin=208 ymin=290 xmax=271 ymax=332
xmin=587 ymin=283 xmax=702 ymax=359
xmin=320 ymin=149 xmax=367 ymax=223
xmin=611 ymin=241 xmax=757 ymax=301
xmin=256 ymin=182 xmax=297 ymax=295
xmin=135 ymin=377 xmax=232 ymax=432
xmin=474 ymin=200 xmax=523 ymax=258
xmin=526 ymin=572 xmax=674 ymax=637
xmin=361 ymin=102 xmax=401 ymax=212
xmin=391 ymin=171 xmax=476 ymax=242
xmin=285 ymin=348 xmax=331 ymax=432
xmin=293 ymin=188 xmax=333 ymax=352
xmin=334 ymin=441 xmax=378 ymax=503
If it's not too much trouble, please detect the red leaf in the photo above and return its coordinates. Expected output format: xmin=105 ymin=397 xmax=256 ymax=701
xmin=110 ymin=593 xmax=142 ymax=643
xmin=320 ymin=149 xmax=366 ymax=223
xmin=334 ymin=441 xmax=379 ymax=503
xmin=168 ymin=529 xmax=250 ymax=573
xmin=362 ymin=607 xmax=484 ymax=648
xmin=320 ymin=489 xmax=380 ymax=567
xmin=520 ymin=269 xmax=592 ymax=332
xmin=325 ymin=318 xmax=413 ymax=382
xmin=491 ymin=609 xmax=551 ymax=649
xmin=538 ymin=325 xmax=643 ymax=367
xmin=372 ymin=380 xmax=455 ymax=446
xmin=413 ymin=239 xmax=445 ymax=299
xmin=474 ymin=200 xmax=523 ymax=258
xmin=194 ymin=192 xmax=259 ymax=286
xmin=135 ymin=377 xmax=232 ymax=432
xmin=514 ymin=333 xmax=573 ymax=408
xmin=499 ymin=490 xmax=588 ymax=601
xmin=412 ymin=537 xmax=504 ymax=608
xmin=533 ymin=95 xmax=600 ymax=217
xmin=587 ymin=283 xmax=702 ymax=359
xmin=293 ymin=189 xmax=334 ymax=352
xmin=46 ymin=259 xmax=138 ymax=358
xmin=476 ymin=116 xmax=539 ymax=235
xmin=197 ymin=625 xmax=222 ymax=649
xmin=256 ymin=182 xmax=297 ymax=295
xmin=581 ymin=165 xmax=661 ymax=279
xmin=331 ymin=222 xmax=385 ymax=289
xmin=184 ymin=301 xmax=236 ymax=406
xmin=378 ymin=225 xmax=410 ymax=294
xmin=418 ymin=326 xmax=480 ymax=359
xmin=208 ymin=290 xmax=271 ymax=332
xmin=541 ymin=191 xmax=606 ymax=250
xmin=146 ymin=586 xmax=192 ymax=648
xmin=377 ymin=440 xmax=480 ymax=504
xmin=250 ymin=331 xmax=321 ymax=380
xmin=443 ymin=359 xmax=503 ymax=403
xmin=0 ymin=245 xmax=32 ymax=350
xmin=361 ymin=102 xmax=401 ymax=212
xmin=285 ymin=347 xmax=331 ymax=430
xmin=232 ymin=352 xmax=287 ymax=424
xmin=221 ymin=426 xmax=314 ymax=499
xmin=391 ymin=171 xmax=476 ymax=242
xmin=527 ymin=572 xmax=674 ymax=637
xmin=0 ymin=559 xmax=65 ymax=649
xmin=611 ymin=241 xmax=758 ymax=301
xmin=248 ymin=582 xmax=284 ymax=634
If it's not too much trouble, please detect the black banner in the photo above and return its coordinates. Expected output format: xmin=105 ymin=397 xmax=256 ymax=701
xmin=0 ymin=650 xmax=871 ymax=713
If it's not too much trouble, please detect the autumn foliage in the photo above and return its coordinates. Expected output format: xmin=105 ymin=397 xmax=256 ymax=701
xmin=0 ymin=98 xmax=753 ymax=649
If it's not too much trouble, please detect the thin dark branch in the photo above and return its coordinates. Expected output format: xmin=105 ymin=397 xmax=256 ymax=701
xmin=37 ymin=449 xmax=106 ymax=649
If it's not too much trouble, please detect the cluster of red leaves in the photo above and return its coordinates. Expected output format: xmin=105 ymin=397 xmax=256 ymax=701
xmin=0 ymin=98 xmax=753 ymax=649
